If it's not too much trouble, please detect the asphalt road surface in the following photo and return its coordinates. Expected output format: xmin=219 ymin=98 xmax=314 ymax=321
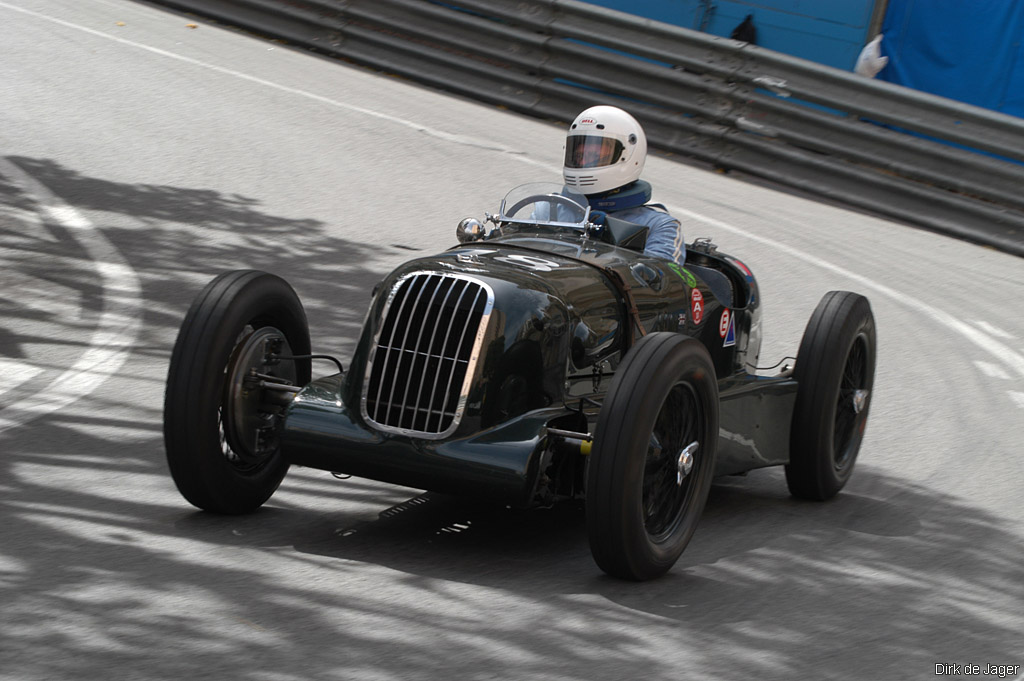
xmin=2 ymin=1 xmax=1023 ymax=680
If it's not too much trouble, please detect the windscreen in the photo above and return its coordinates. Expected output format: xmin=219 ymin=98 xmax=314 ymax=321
xmin=499 ymin=183 xmax=589 ymax=227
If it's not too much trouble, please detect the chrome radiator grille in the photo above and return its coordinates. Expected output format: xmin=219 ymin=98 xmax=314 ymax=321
xmin=362 ymin=272 xmax=493 ymax=438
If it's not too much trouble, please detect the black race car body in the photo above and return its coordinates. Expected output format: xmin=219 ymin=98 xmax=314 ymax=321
xmin=165 ymin=182 xmax=874 ymax=580
xmin=281 ymin=188 xmax=794 ymax=507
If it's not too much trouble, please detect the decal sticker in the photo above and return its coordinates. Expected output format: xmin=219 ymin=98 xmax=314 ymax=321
xmin=691 ymin=288 xmax=704 ymax=325
xmin=728 ymin=256 xmax=753 ymax=278
xmin=493 ymin=253 xmax=561 ymax=271
xmin=681 ymin=268 xmax=697 ymax=288
xmin=719 ymin=310 xmax=731 ymax=338
xmin=667 ymin=262 xmax=697 ymax=288
xmin=723 ymin=313 xmax=736 ymax=348
xmin=677 ymin=311 xmax=687 ymax=328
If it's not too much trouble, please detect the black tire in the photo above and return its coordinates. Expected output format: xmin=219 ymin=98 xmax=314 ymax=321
xmin=164 ymin=270 xmax=311 ymax=514
xmin=786 ymin=291 xmax=876 ymax=501
xmin=586 ymin=333 xmax=719 ymax=581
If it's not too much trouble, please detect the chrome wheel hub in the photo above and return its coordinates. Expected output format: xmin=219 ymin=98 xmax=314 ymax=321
xmin=677 ymin=441 xmax=698 ymax=485
xmin=852 ymin=389 xmax=869 ymax=414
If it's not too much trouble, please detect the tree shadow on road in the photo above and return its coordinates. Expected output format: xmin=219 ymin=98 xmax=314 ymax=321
xmin=286 ymin=466 xmax=1024 ymax=679
xmin=3 ymin=154 xmax=435 ymax=419
xmin=4 ymin=428 xmax=1023 ymax=681
xmin=4 ymin=156 xmax=395 ymax=355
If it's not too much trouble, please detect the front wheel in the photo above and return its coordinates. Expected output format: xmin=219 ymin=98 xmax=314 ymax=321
xmin=163 ymin=270 xmax=311 ymax=514
xmin=586 ymin=333 xmax=719 ymax=581
xmin=786 ymin=291 xmax=876 ymax=501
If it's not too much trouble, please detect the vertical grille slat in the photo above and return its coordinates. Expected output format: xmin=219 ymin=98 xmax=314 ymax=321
xmin=385 ymin=276 xmax=430 ymax=428
xmin=438 ymin=286 xmax=484 ymax=422
xmin=362 ymin=272 xmax=492 ymax=438
xmin=396 ymin=279 xmax=446 ymax=430
xmin=424 ymin=280 xmax=471 ymax=432
xmin=408 ymin=277 xmax=457 ymax=432
xmin=383 ymin=274 xmax=430 ymax=423
xmin=371 ymin=273 xmax=422 ymax=423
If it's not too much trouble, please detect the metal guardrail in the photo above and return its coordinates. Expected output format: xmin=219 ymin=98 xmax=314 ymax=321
xmin=150 ymin=0 xmax=1024 ymax=256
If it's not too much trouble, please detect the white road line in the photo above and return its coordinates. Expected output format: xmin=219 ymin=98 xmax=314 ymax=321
xmin=0 ymin=1 xmax=548 ymax=169
xmin=0 ymin=158 xmax=142 ymax=434
xmin=975 ymin=320 xmax=1015 ymax=340
xmin=974 ymin=361 xmax=1011 ymax=381
xmin=3 ymin=1 xmax=1022 ymax=388
xmin=0 ymin=359 xmax=43 ymax=401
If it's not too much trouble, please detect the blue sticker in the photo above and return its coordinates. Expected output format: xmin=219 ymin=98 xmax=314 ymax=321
xmin=723 ymin=314 xmax=736 ymax=348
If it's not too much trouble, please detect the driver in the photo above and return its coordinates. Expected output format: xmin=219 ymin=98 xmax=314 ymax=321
xmin=563 ymin=105 xmax=686 ymax=264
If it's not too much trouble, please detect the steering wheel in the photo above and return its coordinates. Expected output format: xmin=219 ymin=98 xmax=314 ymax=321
xmin=503 ymin=193 xmax=587 ymax=221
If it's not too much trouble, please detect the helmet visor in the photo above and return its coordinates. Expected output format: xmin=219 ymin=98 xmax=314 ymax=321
xmin=564 ymin=135 xmax=624 ymax=169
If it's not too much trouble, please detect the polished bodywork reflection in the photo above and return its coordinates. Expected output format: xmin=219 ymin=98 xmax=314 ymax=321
xmin=282 ymin=184 xmax=794 ymax=507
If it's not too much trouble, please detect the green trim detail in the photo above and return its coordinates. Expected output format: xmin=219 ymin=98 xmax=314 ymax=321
xmin=668 ymin=263 xmax=697 ymax=288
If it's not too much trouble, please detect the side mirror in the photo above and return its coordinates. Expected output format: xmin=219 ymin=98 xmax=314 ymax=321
xmin=456 ymin=217 xmax=486 ymax=243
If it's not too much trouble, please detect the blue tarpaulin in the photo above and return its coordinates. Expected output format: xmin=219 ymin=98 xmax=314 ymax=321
xmin=878 ymin=0 xmax=1024 ymax=117
xmin=579 ymin=0 xmax=1023 ymax=118
xmin=582 ymin=0 xmax=879 ymax=71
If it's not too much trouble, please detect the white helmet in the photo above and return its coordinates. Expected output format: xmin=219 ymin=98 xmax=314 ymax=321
xmin=563 ymin=105 xmax=647 ymax=195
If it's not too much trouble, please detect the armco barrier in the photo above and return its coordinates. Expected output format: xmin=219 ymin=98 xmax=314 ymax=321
xmin=148 ymin=0 xmax=1024 ymax=256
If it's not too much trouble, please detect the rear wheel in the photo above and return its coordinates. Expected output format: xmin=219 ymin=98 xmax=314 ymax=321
xmin=587 ymin=333 xmax=719 ymax=581
xmin=164 ymin=270 xmax=311 ymax=514
xmin=786 ymin=291 xmax=876 ymax=500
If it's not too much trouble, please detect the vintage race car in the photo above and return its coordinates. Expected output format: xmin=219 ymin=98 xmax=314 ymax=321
xmin=164 ymin=183 xmax=876 ymax=581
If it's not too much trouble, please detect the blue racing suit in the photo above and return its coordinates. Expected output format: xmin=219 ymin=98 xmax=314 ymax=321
xmin=601 ymin=203 xmax=686 ymax=265
xmin=587 ymin=180 xmax=685 ymax=264
xmin=531 ymin=180 xmax=686 ymax=264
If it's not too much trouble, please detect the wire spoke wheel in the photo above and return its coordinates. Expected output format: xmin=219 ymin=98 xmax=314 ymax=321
xmin=786 ymin=291 xmax=876 ymax=501
xmin=587 ymin=333 xmax=718 ymax=581
xmin=833 ymin=333 xmax=869 ymax=468
xmin=642 ymin=383 xmax=701 ymax=540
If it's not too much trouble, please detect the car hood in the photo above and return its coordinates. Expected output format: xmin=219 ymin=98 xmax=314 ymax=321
xmin=397 ymin=234 xmax=639 ymax=297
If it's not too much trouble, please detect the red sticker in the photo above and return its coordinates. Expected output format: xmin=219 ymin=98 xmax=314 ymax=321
xmin=691 ymin=289 xmax=704 ymax=325
xmin=729 ymin=257 xmax=753 ymax=277
xmin=719 ymin=309 xmax=731 ymax=337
